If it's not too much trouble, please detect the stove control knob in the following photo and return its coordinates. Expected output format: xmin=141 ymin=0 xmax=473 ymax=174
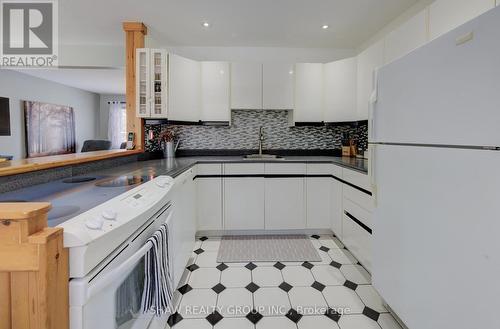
xmin=155 ymin=178 xmax=171 ymax=188
xmin=85 ymin=217 xmax=104 ymax=230
xmin=102 ymin=210 xmax=117 ymax=221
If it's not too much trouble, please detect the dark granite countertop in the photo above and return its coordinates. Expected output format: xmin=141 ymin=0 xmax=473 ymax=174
xmin=112 ymin=156 xmax=368 ymax=178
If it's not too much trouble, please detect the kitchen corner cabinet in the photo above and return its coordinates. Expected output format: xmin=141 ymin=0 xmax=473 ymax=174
xmin=197 ymin=164 xmax=223 ymax=231
xmin=323 ymin=57 xmax=358 ymax=123
xmin=384 ymin=9 xmax=428 ymax=64
xmin=223 ymin=164 xmax=265 ymax=230
xmin=201 ymin=62 xmax=231 ymax=122
xmin=168 ymin=53 xmax=201 ymax=122
xmin=429 ymin=0 xmax=495 ymax=40
xmin=263 ymin=62 xmax=295 ymax=110
xmin=294 ymin=63 xmax=324 ymax=123
xmin=231 ymin=62 xmax=263 ymax=110
xmin=136 ymin=48 xmax=168 ymax=118
xmin=265 ymin=164 xmax=306 ymax=229
xmin=356 ymin=39 xmax=385 ymax=121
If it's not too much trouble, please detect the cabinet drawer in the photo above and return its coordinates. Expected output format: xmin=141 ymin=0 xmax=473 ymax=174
xmin=196 ymin=163 xmax=222 ymax=175
xmin=331 ymin=164 xmax=343 ymax=178
xmin=307 ymin=163 xmax=333 ymax=175
xmin=224 ymin=163 xmax=265 ymax=175
xmin=342 ymin=168 xmax=371 ymax=192
xmin=342 ymin=213 xmax=372 ymax=272
xmin=343 ymin=198 xmax=372 ymax=229
xmin=265 ymin=163 xmax=306 ymax=174
xmin=343 ymin=184 xmax=374 ymax=212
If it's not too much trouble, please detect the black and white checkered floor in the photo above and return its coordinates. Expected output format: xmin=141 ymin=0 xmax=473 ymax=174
xmin=167 ymin=235 xmax=402 ymax=329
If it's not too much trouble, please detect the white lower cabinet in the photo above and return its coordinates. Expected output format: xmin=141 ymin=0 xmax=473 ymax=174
xmin=342 ymin=211 xmax=372 ymax=272
xmin=196 ymin=164 xmax=223 ymax=231
xmin=331 ymin=179 xmax=343 ymax=237
xmin=306 ymin=164 xmax=332 ymax=229
xmin=223 ymin=163 xmax=265 ymax=230
xmin=265 ymin=178 xmax=305 ymax=229
xmin=224 ymin=178 xmax=265 ymax=230
xmin=265 ymin=163 xmax=306 ymax=230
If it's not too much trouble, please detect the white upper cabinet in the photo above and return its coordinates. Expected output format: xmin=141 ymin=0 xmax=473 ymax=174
xmin=231 ymin=62 xmax=263 ymax=110
xmin=294 ymin=63 xmax=324 ymax=123
xmin=384 ymin=9 xmax=429 ymax=64
xmin=136 ymin=48 xmax=168 ymax=118
xmin=429 ymin=0 xmax=495 ymax=40
xmin=356 ymin=39 xmax=385 ymax=121
xmin=262 ymin=62 xmax=295 ymax=110
xmin=201 ymin=62 xmax=230 ymax=122
xmin=324 ymin=57 xmax=357 ymax=123
xmin=168 ymin=54 xmax=201 ymax=122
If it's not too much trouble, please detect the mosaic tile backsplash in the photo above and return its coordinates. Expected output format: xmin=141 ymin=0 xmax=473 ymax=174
xmin=144 ymin=110 xmax=367 ymax=152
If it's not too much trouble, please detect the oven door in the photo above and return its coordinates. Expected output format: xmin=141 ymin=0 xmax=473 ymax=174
xmin=70 ymin=205 xmax=173 ymax=329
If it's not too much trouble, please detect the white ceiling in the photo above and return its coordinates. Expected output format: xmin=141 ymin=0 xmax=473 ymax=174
xmin=15 ymin=68 xmax=125 ymax=95
xmin=60 ymin=0 xmax=419 ymax=49
xmin=25 ymin=0 xmax=419 ymax=95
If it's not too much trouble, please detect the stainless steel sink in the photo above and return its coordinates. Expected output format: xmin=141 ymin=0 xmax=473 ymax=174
xmin=243 ymin=154 xmax=285 ymax=160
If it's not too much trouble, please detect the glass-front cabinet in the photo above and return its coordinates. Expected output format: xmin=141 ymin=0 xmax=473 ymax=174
xmin=135 ymin=49 xmax=168 ymax=118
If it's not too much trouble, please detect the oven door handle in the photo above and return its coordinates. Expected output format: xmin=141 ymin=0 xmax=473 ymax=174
xmin=87 ymin=211 xmax=173 ymax=300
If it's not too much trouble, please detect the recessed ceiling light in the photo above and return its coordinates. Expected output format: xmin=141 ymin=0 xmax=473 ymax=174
xmin=202 ymin=22 xmax=210 ymax=28
xmin=322 ymin=24 xmax=329 ymax=30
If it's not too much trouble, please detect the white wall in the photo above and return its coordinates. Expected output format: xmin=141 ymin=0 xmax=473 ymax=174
xmin=98 ymin=94 xmax=126 ymax=139
xmin=0 ymin=70 xmax=100 ymax=159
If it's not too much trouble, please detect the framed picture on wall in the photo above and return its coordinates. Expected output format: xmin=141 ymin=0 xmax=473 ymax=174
xmin=0 ymin=97 xmax=10 ymax=136
xmin=24 ymin=101 xmax=76 ymax=158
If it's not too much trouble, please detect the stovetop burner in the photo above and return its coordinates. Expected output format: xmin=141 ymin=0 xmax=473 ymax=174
xmin=48 ymin=205 xmax=82 ymax=226
xmin=95 ymin=176 xmax=146 ymax=188
xmin=63 ymin=177 xmax=97 ymax=183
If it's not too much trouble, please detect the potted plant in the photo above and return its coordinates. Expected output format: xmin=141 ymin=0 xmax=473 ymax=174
xmin=157 ymin=127 xmax=179 ymax=158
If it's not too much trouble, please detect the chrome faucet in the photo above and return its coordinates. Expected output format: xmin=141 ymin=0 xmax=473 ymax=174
xmin=258 ymin=126 xmax=264 ymax=156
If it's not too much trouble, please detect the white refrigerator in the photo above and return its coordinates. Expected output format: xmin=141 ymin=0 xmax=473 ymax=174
xmin=370 ymin=6 xmax=500 ymax=329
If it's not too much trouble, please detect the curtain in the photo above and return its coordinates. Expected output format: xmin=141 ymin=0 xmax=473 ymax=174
xmin=108 ymin=102 xmax=127 ymax=149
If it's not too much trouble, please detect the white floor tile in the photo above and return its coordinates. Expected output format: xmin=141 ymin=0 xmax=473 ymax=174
xmin=216 ymin=288 xmax=253 ymax=318
xmin=221 ymin=267 xmax=252 ymax=288
xmin=253 ymin=287 xmax=291 ymax=316
xmin=256 ymin=316 xmax=296 ymax=329
xmin=311 ymin=265 xmax=345 ymax=286
xmin=172 ymin=318 xmax=212 ymax=329
xmin=288 ymin=287 xmax=328 ymax=315
xmin=188 ymin=268 xmax=221 ymax=289
xmin=178 ymin=289 xmax=217 ymax=319
xmin=214 ymin=317 xmax=255 ymax=329
xmin=328 ymin=249 xmax=357 ymax=265
xmin=356 ymin=285 xmax=387 ymax=313
xmin=282 ymin=266 xmax=315 ymax=286
xmin=322 ymin=286 xmax=365 ymax=314
xmin=298 ymin=315 xmax=341 ymax=329
xmin=340 ymin=265 xmax=371 ymax=284
xmin=312 ymin=250 xmax=333 ymax=265
xmin=378 ymin=313 xmax=403 ymax=329
xmin=195 ymin=251 xmax=219 ymax=268
xmin=252 ymin=266 xmax=283 ymax=287
xmin=201 ymin=239 xmax=221 ymax=251
xmin=338 ymin=314 xmax=380 ymax=329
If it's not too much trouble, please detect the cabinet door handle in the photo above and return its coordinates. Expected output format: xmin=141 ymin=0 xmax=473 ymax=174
xmin=344 ymin=211 xmax=372 ymax=234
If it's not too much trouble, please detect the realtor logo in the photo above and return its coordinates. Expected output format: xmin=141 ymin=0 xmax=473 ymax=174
xmin=0 ymin=0 xmax=58 ymax=66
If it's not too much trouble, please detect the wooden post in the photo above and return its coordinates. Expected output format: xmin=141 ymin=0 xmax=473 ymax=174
xmin=123 ymin=22 xmax=148 ymax=151
xmin=0 ymin=203 xmax=68 ymax=329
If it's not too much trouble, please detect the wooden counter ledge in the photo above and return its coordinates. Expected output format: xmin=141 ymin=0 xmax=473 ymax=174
xmin=0 ymin=149 xmax=143 ymax=177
